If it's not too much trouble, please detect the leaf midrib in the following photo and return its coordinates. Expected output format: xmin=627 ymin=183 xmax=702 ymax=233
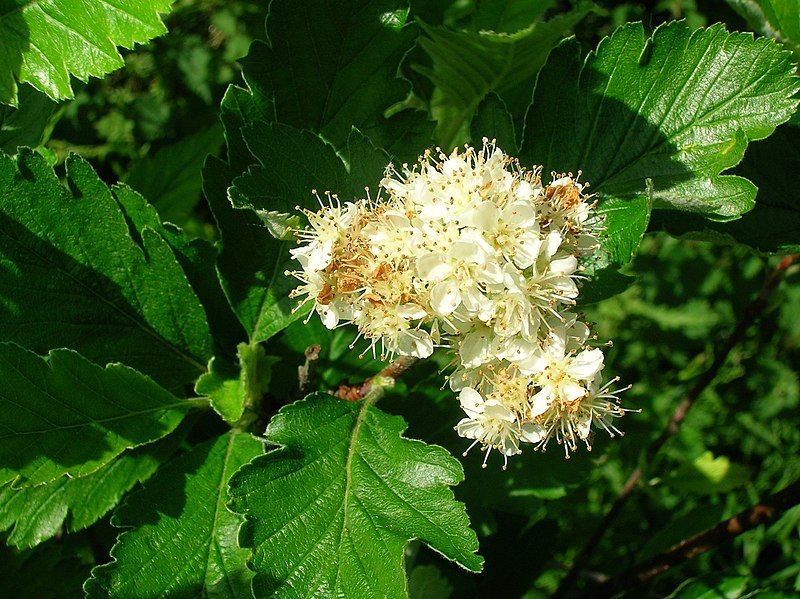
xmin=0 ymin=399 xmax=197 ymax=439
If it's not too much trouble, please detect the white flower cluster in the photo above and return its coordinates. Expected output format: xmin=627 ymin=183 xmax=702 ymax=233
xmin=289 ymin=142 xmax=631 ymax=465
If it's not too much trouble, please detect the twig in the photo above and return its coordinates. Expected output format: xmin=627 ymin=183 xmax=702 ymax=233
xmin=297 ymin=344 xmax=321 ymax=397
xmin=594 ymin=479 xmax=800 ymax=598
xmin=554 ymin=254 xmax=799 ymax=597
xmin=335 ymin=356 xmax=419 ymax=401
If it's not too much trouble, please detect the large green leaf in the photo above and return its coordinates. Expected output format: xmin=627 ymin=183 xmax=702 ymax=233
xmin=728 ymin=0 xmax=800 ymax=56
xmin=218 ymin=123 xmax=389 ymax=343
xmin=240 ymin=0 xmax=416 ymax=148
xmin=0 ymin=431 xmax=184 ymax=548
xmin=112 ymin=183 xmax=247 ymax=357
xmin=416 ymin=3 xmax=592 ymax=145
xmin=204 ymin=155 xmax=307 ymax=345
xmin=125 ymin=125 xmax=224 ymax=224
xmin=0 ymin=150 xmax=213 ymax=390
xmin=228 ymin=393 xmax=482 ymax=598
xmin=86 ymin=431 xmax=263 ymax=599
xmin=523 ymin=22 xmax=799 ymax=263
xmin=0 ymin=342 xmax=200 ymax=486
xmin=0 ymin=542 xmax=90 ymax=599
xmin=0 ymin=85 xmax=56 ymax=152
xmin=0 ymin=0 xmax=174 ymax=106
xmin=652 ymin=120 xmax=800 ymax=253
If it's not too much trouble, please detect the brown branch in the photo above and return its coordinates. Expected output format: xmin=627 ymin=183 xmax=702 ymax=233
xmin=297 ymin=344 xmax=321 ymax=398
xmin=335 ymin=356 xmax=419 ymax=401
xmin=554 ymin=254 xmax=799 ymax=598
xmin=594 ymin=479 xmax=800 ymax=598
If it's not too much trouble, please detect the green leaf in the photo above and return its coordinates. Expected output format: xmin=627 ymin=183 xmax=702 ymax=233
xmin=229 ymin=121 xmax=354 ymax=237
xmin=667 ymin=451 xmax=750 ymax=495
xmin=728 ymin=0 xmax=800 ymax=57
xmin=86 ymin=431 xmax=263 ymax=599
xmin=652 ymin=121 xmax=800 ymax=253
xmin=196 ymin=342 xmax=278 ymax=425
xmin=0 ymin=0 xmax=174 ymax=105
xmin=667 ymin=576 xmax=749 ymax=599
xmin=125 ymin=125 xmax=224 ymax=224
xmin=471 ymin=0 xmax=556 ymax=34
xmin=0 ymin=85 xmax=56 ymax=152
xmin=112 ymin=183 xmax=247 ymax=356
xmin=0 ymin=342 xmax=199 ymax=486
xmin=408 ymin=564 xmax=453 ymax=599
xmin=204 ymin=155 xmax=308 ymax=344
xmin=228 ymin=392 xmax=482 ymax=598
xmin=470 ymin=93 xmax=518 ymax=152
xmin=240 ymin=0 xmax=417 ymax=148
xmin=0 ymin=150 xmax=213 ymax=390
xmin=0 ymin=542 xmax=90 ymax=599
xmin=416 ymin=4 xmax=592 ymax=146
xmin=0 ymin=430 xmax=185 ymax=548
xmin=523 ymin=22 xmax=800 ymax=263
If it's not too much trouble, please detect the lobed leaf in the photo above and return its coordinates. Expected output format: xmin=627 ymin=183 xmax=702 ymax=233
xmin=0 ymin=431 xmax=184 ymax=548
xmin=228 ymin=392 xmax=482 ymax=599
xmin=241 ymin=0 xmax=417 ymax=148
xmin=523 ymin=21 xmax=800 ymax=263
xmin=0 ymin=0 xmax=175 ymax=105
xmin=416 ymin=3 xmax=592 ymax=144
xmin=86 ymin=431 xmax=263 ymax=599
xmin=728 ymin=0 xmax=800 ymax=57
xmin=0 ymin=150 xmax=213 ymax=390
xmin=0 ymin=342 xmax=199 ymax=486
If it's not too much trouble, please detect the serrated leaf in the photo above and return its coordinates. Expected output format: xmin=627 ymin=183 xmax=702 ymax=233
xmin=125 ymin=125 xmax=224 ymax=224
xmin=204 ymin=155 xmax=308 ymax=344
xmin=228 ymin=392 xmax=482 ymax=599
xmin=0 ymin=85 xmax=56 ymax=152
xmin=196 ymin=343 xmax=277 ymax=425
xmin=652 ymin=121 xmax=800 ymax=253
xmin=0 ymin=150 xmax=213 ymax=390
xmin=471 ymin=0 xmax=556 ymax=34
xmin=728 ymin=0 xmax=800 ymax=57
xmin=471 ymin=93 xmax=518 ymax=152
xmin=241 ymin=0 xmax=417 ymax=148
xmin=86 ymin=431 xmax=263 ymax=599
xmin=0 ymin=342 xmax=199 ymax=486
xmin=667 ymin=451 xmax=750 ymax=495
xmin=0 ymin=0 xmax=174 ymax=105
xmin=416 ymin=4 xmax=592 ymax=145
xmin=0 ymin=430 xmax=185 ymax=548
xmin=0 ymin=542 xmax=89 ymax=599
xmin=112 ymin=183 xmax=247 ymax=356
xmin=523 ymin=22 xmax=800 ymax=263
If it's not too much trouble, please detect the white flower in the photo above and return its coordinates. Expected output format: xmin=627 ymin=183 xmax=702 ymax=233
xmin=456 ymin=388 xmax=522 ymax=468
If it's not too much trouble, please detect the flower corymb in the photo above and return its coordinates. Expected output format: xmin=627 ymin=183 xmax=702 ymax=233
xmin=288 ymin=142 xmax=632 ymax=465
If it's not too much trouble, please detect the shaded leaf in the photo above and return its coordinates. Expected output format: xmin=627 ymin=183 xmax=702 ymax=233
xmin=241 ymin=0 xmax=417 ymax=148
xmin=228 ymin=392 xmax=482 ymax=599
xmin=523 ymin=22 xmax=799 ymax=263
xmin=125 ymin=125 xmax=224 ymax=224
xmin=0 ymin=342 xmax=199 ymax=486
xmin=667 ymin=451 xmax=750 ymax=495
xmin=0 ymin=430 xmax=185 ymax=547
xmin=0 ymin=85 xmax=56 ymax=152
xmin=416 ymin=4 xmax=592 ymax=144
xmin=0 ymin=542 xmax=89 ymax=599
xmin=0 ymin=150 xmax=213 ymax=390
